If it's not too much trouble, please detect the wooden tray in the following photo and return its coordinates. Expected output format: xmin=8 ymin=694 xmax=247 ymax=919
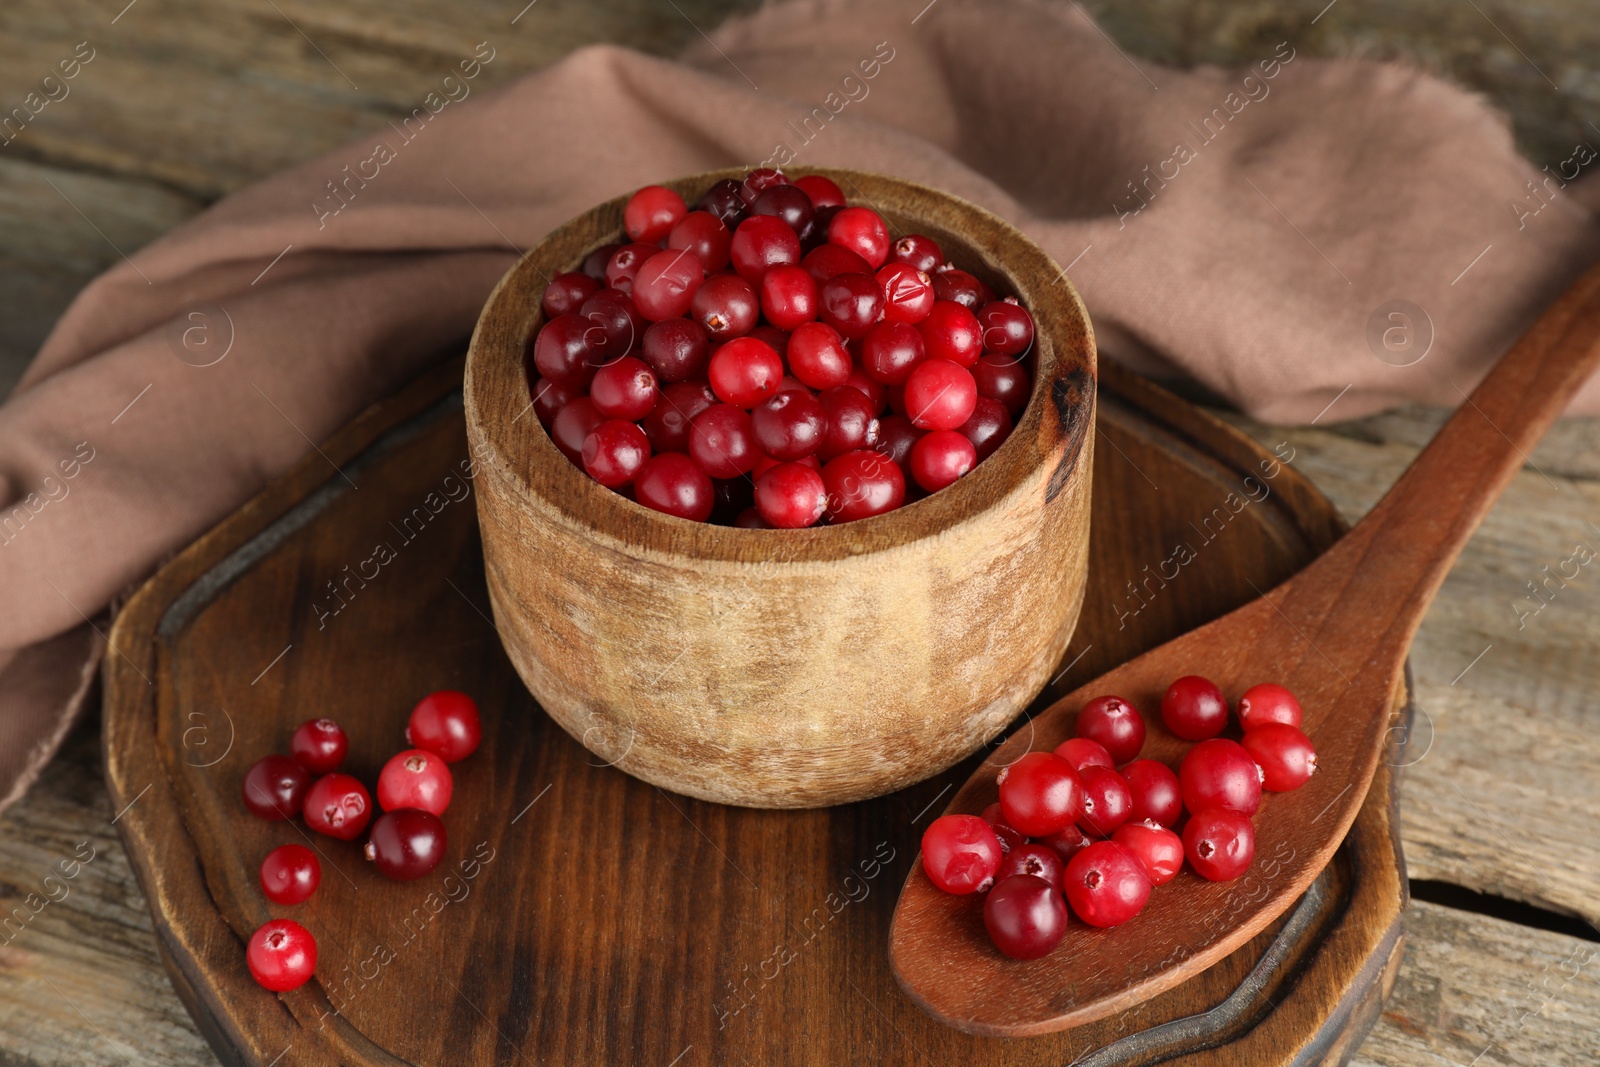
xmin=104 ymin=358 xmax=1408 ymax=1066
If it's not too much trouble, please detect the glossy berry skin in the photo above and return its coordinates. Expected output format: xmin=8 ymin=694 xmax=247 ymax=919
xmin=873 ymin=414 xmax=923 ymax=473
xmin=801 ymin=243 xmax=871 ymax=284
xmin=751 ymin=390 xmax=826 ymax=460
xmin=582 ymin=420 xmax=651 ymax=488
xmin=973 ymin=354 xmax=1031 ymax=416
xmin=996 ymin=751 xmax=1082 ymax=837
xmin=635 ymin=453 xmax=715 ymax=521
xmin=260 ymin=844 xmax=320 ymax=905
xmin=1111 ymin=821 xmax=1184 ymax=886
xmin=1242 ymin=723 xmax=1318 ymax=791
xmin=787 ymin=322 xmax=852 ymax=390
xmin=730 ymin=215 xmax=802 ymax=283
xmin=689 ymin=404 xmax=759 ymax=478
xmin=957 ymin=397 xmax=1013 ymax=461
xmin=377 ymin=748 xmax=454 ymax=816
xmin=1183 ymin=808 xmax=1256 ymax=881
xmin=577 ymin=289 xmax=642 ymax=360
xmin=604 ymin=242 xmax=660 ymax=294
xmin=708 ymin=337 xmax=784 ymax=409
xmin=793 ymin=174 xmax=845 ymax=210
xmin=740 ymin=167 xmax=788 ymax=201
xmin=997 ymin=843 xmax=1065 ymax=891
xmin=817 ymin=386 xmax=881 ymax=461
xmin=365 ymin=809 xmax=448 ymax=881
xmin=819 ymin=273 xmax=885 ymax=339
xmin=247 ymin=919 xmax=317 ymax=992
xmin=529 ymin=376 xmax=576 ymax=429
xmin=1054 ymin=737 xmax=1114 ymax=772
xmin=980 ymin=801 xmax=1026 ymax=854
xmin=624 ymin=185 xmax=687 ymax=243
xmin=860 ymin=321 xmax=926 ymax=386
xmin=909 ymin=429 xmax=976 ymax=492
xmin=759 ymin=265 xmax=819 ymax=331
xmin=978 ymin=299 xmax=1035 ymax=357
xmin=827 ymin=206 xmax=892 ymax=268
xmin=984 ymin=874 xmax=1068 ymax=960
xmin=1122 ymin=759 xmax=1183 ymax=827
xmin=632 ymin=249 xmax=705 ymax=322
xmin=916 ymin=301 xmax=984 ymax=367
xmin=640 ymin=318 xmax=711 ymax=384
xmin=821 ymin=449 xmax=904 ymax=522
xmin=889 ymin=233 xmax=942 ymax=274
xmin=699 ymin=178 xmax=747 ymax=226
xmin=1077 ymin=765 xmax=1135 ymax=837
xmin=668 ymin=211 xmax=732 ymax=273
xmin=1180 ymin=738 xmax=1263 ymax=816
xmin=549 ymin=397 xmax=603 ymax=464
xmin=751 ymin=184 xmax=816 ymax=240
xmin=1076 ymin=694 xmax=1146 ymax=764
xmin=1237 ymin=683 xmax=1304 ymax=730
xmin=843 ymin=368 xmax=887 ymax=415
xmin=303 ymin=773 xmax=372 ymax=841
xmin=289 ymin=719 xmax=348 ymax=775
xmin=876 ymin=263 xmax=935 ymax=324
xmin=1039 ymin=823 xmax=1094 ymax=865
xmin=642 ymin=380 xmax=717 ymax=453
xmin=590 ymin=357 xmax=659 ymax=420
xmin=581 ymin=242 xmax=622 ymax=281
xmin=533 ymin=314 xmax=597 ymax=389
xmin=407 ymin=690 xmax=483 ymax=762
xmin=920 ymin=814 xmax=1002 ymax=894
xmin=691 ymin=274 xmax=760 ymax=341
xmin=904 ymin=359 xmax=977 ymax=430
xmin=542 ymin=271 xmax=601 ymax=319
xmin=1063 ymin=840 xmax=1152 ymax=928
xmin=242 ymin=755 xmax=310 ymax=821
xmin=754 ymin=463 xmax=827 ymax=528
xmin=1162 ymin=675 xmax=1230 ymax=741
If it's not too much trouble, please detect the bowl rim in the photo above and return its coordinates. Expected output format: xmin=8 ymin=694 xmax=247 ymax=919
xmin=465 ymin=166 xmax=1096 ymax=564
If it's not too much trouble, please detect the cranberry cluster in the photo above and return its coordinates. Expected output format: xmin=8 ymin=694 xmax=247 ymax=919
xmin=238 ymin=691 xmax=483 ymax=991
xmin=526 ymin=170 xmax=1036 ymax=527
xmin=920 ymin=679 xmax=1317 ymax=960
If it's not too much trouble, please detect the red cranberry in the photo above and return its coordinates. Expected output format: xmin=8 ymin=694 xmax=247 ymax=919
xmin=920 ymin=813 xmax=1001 ymax=894
xmin=751 ymin=184 xmax=816 ymax=239
xmin=793 ymin=174 xmax=845 ymax=210
xmin=1122 ymin=759 xmax=1183 ymax=827
xmin=909 ymin=429 xmax=976 ymax=491
xmin=1075 ymin=695 xmax=1146 ymax=764
xmin=1111 ymin=821 xmax=1184 ymax=886
xmin=691 ymin=274 xmax=760 ymax=341
xmin=1242 ymin=723 xmax=1318 ymax=791
xmin=1180 ymin=738 xmax=1263 ymax=816
xmin=242 ymin=755 xmax=310 ymax=821
xmin=1183 ymin=808 xmax=1256 ymax=881
xmin=1077 ymin=765 xmax=1135 ymax=836
xmin=875 ymin=262 xmax=936 ymax=324
xmin=582 ymin=242 xmax=623 ymax=281
xmin=827 ymin=206 xmax=891 ymax=268
xmin=590 ymin=357 xmax=659 ymax=420
xmin=303 ymin=773 xmax=372 ymax=841
xmin=407 ymin=690 xmax=482 ymax=762
xmin=578 ymin=290 xmax=643 ymax=360
xmin=973 ymin=354 xmax=1032 ymax=416
xmin=260 ymin=844 xmax=320 ymax=905
xmin=376 ymin=748 xmax=453 ymax=816
xmin=1054 ymin=736 xmax=1114 ymax=771
xmin=904 ymin=359 xmax=977 ymax=430
xmin=860 ymin=321 xmax=927 ymax=385
xmin=996 ymin=751 xmax=1082 ymax=837
xmin=984 ymin=874 xmax=1068 ymax=959
xmin=978 ymin=299 xmax=1035 ymax=358
xmin=689 ymin=404 xmax=758 ymax=478
xmin=1062 ymin=840 xmax=1151 ymax=928
xmin=708 ymin=336 xmax=783 ymax=408
xmin=817 ymin=386 xmax=880 ymax=460
xmin=640 ymin=318 xmax=711 ymax=384
xmin=932 ymin=267 xmax=994 ymax=308
xmin=748 ymin=324 xmax=790 ymax=352
xmin=997 ymin=843 xmax=1065 ymax=890
xmin=958 ymin=397 xmax=1013 ymax=460
xmin=642 ymin=380 xmax=717 ymax=453
xmin=583 ymin=420 xmax=651 ymax=488
xmin=751 ymin=390 xmax=826 ymax=460
xmin=821 ymin=449 xmax=904 ymax=522
xmin=734 ymin=507 xmax=769 ymax=528
xmin=533 ymin=314 xmax=598 ymax=389
xmin=604 ymin=242 xmax=659 ymax=294
xmin=624 ymin=185 xmax=687 ymax=243
xmin=667 ymin=210 xmax=732 ymax=272
xmin=631 ymin=249 xmax=705 ymax=322
xmin=529 ymin=376 xmax=575 ymax=428
xmin=1162 ymin=675 xmax=1230 ymax=741
xmin=917 ymin=300 xmax=984 ymax=366
xmin=873 ymin=414 xmax=924 ymax=472
xmin=542 ymin=271 xmax=601 ymax=319
xmin=754 ymin=463 xmax=827 ymax=528
xmin=247 ymin=919 xmax=316 ymax=992
xmin=635 ymin=453 xmax=715 ymax=520
xmin=980 ymin=801 xmax=1026 ymax=854
xmin=549 ymin=397 xmax=603 ymax=465
xmin=1038 ymin=823 xmax=1094 ymax=864
xmin=759 ymin=264 xmax=819 ymax=331
xmin=365 ymin=809 xmax=448 ymax=881
xmin=730 ymin=215 xmax=802 ymax=283
xmin=819 ymin=272 xmax=885 ymax=339
xmin=740 ymin=167 xmax=788 ymax=202
xmin=290 ymin=718 xmax=348 ymax=775
xmin=1237 ymin=683 xmax=1304 ymax=729
xmin=890 ymin=233 xmax=943 ymax=274
xmin=801 ymin=243 xmax=871 ymax=284
xmin=842 ymin=368 xmax=887 ymax=414
xmin=699 ymin=178 xmax=747 ymax=226
xmin=787 ymin=321 xmax=852 ymax=389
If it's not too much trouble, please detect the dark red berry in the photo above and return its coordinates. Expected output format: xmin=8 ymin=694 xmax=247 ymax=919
xmin=691 ymin=273 xmax=760 ymax=342
xmin=1122 ymin=759 xmax=1183 ymax=827
xmin=631 ymin=249 xmax=705 ymax=322
xmin=642 ymin=380 xmax=717 ymax=453
xmin=247 ymin=919 xmax=316 ymax=991
xmin=1241 ymin=723 xmax=1318 ymax=791
xmin=529 ymin=376 xmax=575 ymax=428
xmin=787 ymin=321 xmax=852 ymax=390
xmin=303 ymin=773 xmax=372 ymax=841
xmin=817 ymin=385 xmax=880 ymax=460
xmin=978 ymin=299 xmax=1035 ymax=358
xmin=996 ymin=751 xmax=1082 ymax=837
xmin=689 ymin=404 xmax=759 ymax=478
xmin=920 ymin=813 xmax=1002 ymax=894
xmin=734 ymin=507 xmax=769 ymax=528
xmin=590 ymin=356 xmax=659 ymax=420
xmin=997 ymin=842 xmax=1065 ymax=890
xmin=624 ymin=185 xmax=687 ymax=243
xmin=533 ymin=314 xmax=597 ymax=389
xmin=290 ymin=718 xmax=348 ymax=775
xmin=667 ymin=210 xmax=732 ymax=273
xmin=1062 ymin=840 xmax=1151 ymax=928
xmin=1111 ymin=821 xmax=1184 ymax=885
xmin=407 ymin=690 xmax=482 ymax=762
xmin=984 ymin=874 xmax=1068 ymax=959
xmin=582 ymin=242 xmax=623 ymax=281
xmin=1162 ymin=675 xmax=1230 ymax=741
xmin=1077 ymin=765 xmax=1135 ymax=836
xmin=932 ymin=267 xmax=994 ymax=309
xmin=635 ymin=453 xmax=715 ymax=520
xmin=708 ymin=336 xmax=783 ymax=408
xmin=242 ymin=755 xmax=310 ymax=821
xmin=1237 ymin=683 xmax=1303 ymax=730
xmin=260 ymin=844 xmax=320 ymax=905
xmin=759 ymin=264 xmax=819 ymax=331
xmin=730 ymin=215 xmax=802 ymax=284
xmin=1179 ymin=738 xmax=1263 ymax=816
xmin=751 ymin=184 xmax=816 ymax=239
xmin=1183 ymin=808 xmax=1256 ymax=881
xmin=889 ymin=233 xmax=943 ymax=274
xmin=640 ymin=318 xmax=711 ymax=384
xmin=577 ymin=290 xmax=642 ymax=360
xmin=909 ymin=429 xmax=976 ymax=491
xmin=549 ymin=397 xmax=603 ymax=464
xmin=542 ymin=271 xmax=601 ymax=319
xmin=1076 ymin=695 xmax=1146 ymax=764
xmin=980 ymin=801 xmax=1026 ymax=854
xmin=916 ymin=300 xmax=984 ymax=366
xmin=582 ymin=419 xmax=651 ymax=488
xmin=973 ymin=354 xmax=1031 ymax=416
xmin=740 ymin=167 xmax=788 ymax=202
xmin=1038 ymin=822 xmax=1094 ymax=865
xmin=860 ymin=321 xmax=926 ymax=385
xmin=1054 ymin=737 xmax=1114 ymax=771
xmin=827 ymin=206 xmax=891 ymax=268
xmin=699 ymin=178 xmax=747 ymax=226
xmin=819 ymin=272 xmax=885 ymax=339
xmin=754 ymin=463 xmax=827 ymax=528
xmin=821 ymin=449 xmax=904 ymax=522
xmin=793 ymin=174 xmax=845 ymax=210
xmin=802 ymin=242 xmax=872 ymax=284
xmin=751 ymin=390 xmax=826 ymax=460
xmin=957 ymin=397 xmax=1013 ymax=461
xmin=604 ymin=242 xmax=659 ymax=294
xmin=365 ymin=809 xmax=448 ymax=881
xmin=873 ymin=414 xmax=924 ymax=473
xmin=843 ymin=368 xmax=887 ymax=414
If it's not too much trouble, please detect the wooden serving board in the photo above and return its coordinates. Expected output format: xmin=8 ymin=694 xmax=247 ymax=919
xmin=104 ymin=357 xmax=1409 ymax=1067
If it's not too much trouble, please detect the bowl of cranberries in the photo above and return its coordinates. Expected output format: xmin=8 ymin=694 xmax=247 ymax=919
xmin=464 ymin=167 xmax=1096 ymax=808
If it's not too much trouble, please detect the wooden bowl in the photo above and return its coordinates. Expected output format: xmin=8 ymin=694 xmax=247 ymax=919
xmin=464 ymin=167 xmax=1096 ymax=808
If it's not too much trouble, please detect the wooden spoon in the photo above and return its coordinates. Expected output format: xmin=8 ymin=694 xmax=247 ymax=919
xmin=889 ymin=261 xmax=1600 ymax=1037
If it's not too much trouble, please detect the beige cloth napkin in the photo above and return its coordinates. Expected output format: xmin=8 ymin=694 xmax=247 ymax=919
xmin=3 ymin=0 xmax=1596 ymax=812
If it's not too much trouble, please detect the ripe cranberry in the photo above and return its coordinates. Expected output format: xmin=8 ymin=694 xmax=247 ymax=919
xmin=754 ymin=463 xmax=827 ymax=528
xmin=817 ymin=386 xmax=880 ymax=460
xmin=549 ymin=397 xmax=604 ymax=464
xmin=1180 ymin=738 xmax=1263 ymax=816
xmin=689 ymin=404 xmax=759 ymax=478
xmin=582 ymin=242 xmax=622 ymax=281
xmin=408 ymin=690 xmax=482 ymax=762
xmin=376 ymin=748 xmax=453 ymax=816
xmin=590 ymin=357 xmax=658 ymax=420
xmin=365 ymin=809 xmax=448 ymax=881
xmin=734 ymin=507 xmax=769 ymax=528
xmin=932 ymin=266 xmax=994 ymax=309
xmin=529 ymin=376 xmax=575 ymax=428
xmin=980 ymin=801 xmax=1026 ymax=854
xmin=793 ymin=174 xmax=845 ymax=210
xmin=1122 ymin=759 xmax=1183 ymax=827
xmin=821 ymin=450 xmax=904 ymax=522
xmin=708 ymin=336 xmax=783 ymax=408
xmin=909 ymin=430 xmax=976 ymax=491
xmin=1064 ymin=841 xmax=1151 ymax=928
xmin=1111 ymin=821 xmax=1184 ymax=886
xmin=542 ymin=271 xmax=601 ymax=319
xmin=876 ymin=263 xmax=935 ymax=324
xmin=1076 ymin=695 xmax=1146 ymax=764
xmin=642 ymin=381 xmax=717 ymax=453
xmin=1237 ymin=683 xmax=1304 ymax=729
xmin=290 ymin=718 xmax=348 ymax=775
xmin=843 ymin=368 xmax=888 ymax=414
xmin=1183 ymin=808 xmax=1256 ymax=881
xmin=578 ymin=289 xmax=643 ymax=360
xmin=958 ymin=397 xmax=1013 ymax=461
xmin=740 ymin=167 xmax=788 ymax=202
xmin=759 ymin=264 xmax=819 ymax=331
xmin=860 ymin=321 xmax=926 ymax=385
xmin=242 ymin=755 xmax=310 ymax=821
xmin=819 ymin=272 xmax=885 ymax=339
xmin=1054 ymin=736 xmax=1114 ymax=771
xmin=632 ymin=249 xmax=705 ymax=322
xmin=730 ymin=215 xmax=802 ymax=283
xmin=978 ymin=299 xmax=1035 ymax=358
xmin=751 ymin=184 xmax=816 ymax=239
xmin=1162 ymin=675 xmax=1229 ymax=741
xmin=787 ymin=321 xmax=852 ymax=389
xmin=973 ymin=354 xmax=1032 ymax=416
xmin=635 ymin=453 xmax=715 ymax=521
xmin=904 ymin=359 xmax=978 ymax=430
xmin=691 ymin=273 xmax=760 ymax=341
xmin=802 ymin=243 xmax=871 ymax=284
xmin=624 ymin=185 xmax=687 ymax=243
xmin=1039 ymin=822 xmax=1094 ymax=864
xmin=1242 ymin=723 xmax=1318 ymax=791
xmin=604 ymin=242 xmax=659 ymax=294
xmin=890 ymin=233 xmax=943 ymax=274
xmin=533 ymin=314 xmax=597 ymax=389
xmin=996 ymin=751 xmax=1082 ymax=836
xmin=751 ymin=390 xmax=826 ymax=460
xmin=873 ymin=414 xmax=923 ymax=472
xmin=917 ymin=301 xmax=984 ymax=366
xmin=247 ymin=919 xmax=316 ymax=992
xmin=582 ymin=420 xmax=651 ymax=487
xmin=303 ymin=773 xmax=372 ymax=841
xmin=260 ymin=844 xmax=320 ymax=905
xmin=699 ymin=178 xmax=747 ymax=226
xmin=640 ymin=318 xmax=710 ymax=384
xmin=668 ymin=210 xmax=732 ymax=273
xmin=997 ymin=843 xmax=1065 ymax=890
xmin=920 ymin=813 xmax=1002 ymax=894
xmin=984 ymin=875 xmax=1068 ymax=959
xmin=748 ymin=324 xmax=790 ymax=352
xmin=1077 ymin=765 xmax=1135 ymax=836
xmin=827 ymin=206 xmax=891 ymax=267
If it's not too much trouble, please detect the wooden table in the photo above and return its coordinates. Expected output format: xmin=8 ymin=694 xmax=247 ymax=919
xmin=2 ymin=2 xmax=1597 ymax=1064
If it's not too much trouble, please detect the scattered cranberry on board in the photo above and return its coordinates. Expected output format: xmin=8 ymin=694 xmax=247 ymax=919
xmin=259 ymin=844 xmax=320 ymax=905
xmin=365 ymin=809 xmax=449 ymax=881
xmin=246 ymin=919 xmax=317 ymax=992
xmin=406 ymin=690 xmax=483 ymax=762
